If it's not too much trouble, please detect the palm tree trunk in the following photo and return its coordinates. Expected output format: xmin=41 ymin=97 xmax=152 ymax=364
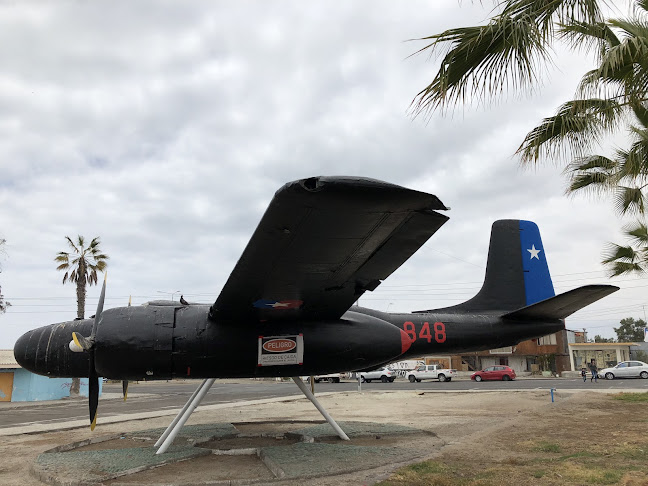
xmin=71 ymin=260 xmax=87 ymax=396
xmin=76 ymin=261 xmax=86 ymax=320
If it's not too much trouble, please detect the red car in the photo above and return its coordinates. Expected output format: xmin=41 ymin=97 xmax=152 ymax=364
xmin=471 ymin=366 xmax=516 ymax=382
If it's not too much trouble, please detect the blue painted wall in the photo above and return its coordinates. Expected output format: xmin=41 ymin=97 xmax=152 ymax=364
xmin=6 ymin=368 xmax=102 ymax=402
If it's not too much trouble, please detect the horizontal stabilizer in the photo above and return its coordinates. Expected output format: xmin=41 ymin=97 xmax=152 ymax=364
xmin=502 ymin=285 xmax=619 ymax=321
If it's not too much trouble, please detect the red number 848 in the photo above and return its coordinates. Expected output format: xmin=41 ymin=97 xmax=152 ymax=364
xmin=403 ymin=321 xmax=446 ymax=344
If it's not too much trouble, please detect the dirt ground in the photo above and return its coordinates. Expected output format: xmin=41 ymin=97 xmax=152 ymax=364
xmin=1 ymin=388 xmax=646 ymax=485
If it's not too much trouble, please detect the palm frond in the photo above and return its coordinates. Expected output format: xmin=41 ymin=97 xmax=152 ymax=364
xmin=564 ymin=154 xmax=617 ymax=194
xmin=635 ymin=0 xmax=648 ymax=15
xmin=630 ymin=102 xmax=648 ymax=129
xmin=596 ymin=25 xmax=648 ymax=101
xmin=88 ymin=237 xmax=101 ymax=250
xmin=616 ymin=143 xmax=648 ymax=181
xmin=623 ymin=220 xmax=648 ymax=245
xmin=65 ymin=236 xmax=79 ymax=253
xmin=575 ymin=67 xmax=630 ymax=102
xmin=54 ymin=253 xmax=69 ymax=263
xmin=606 ymin=260 xmax=645 ymax=275
xmin=613 ymin=185 xmax=646 ymax=215
xmin=557 ymin=20 xmax=619 ymax=52
xmin=603 ymin=242 xmax=639 ymax=263
xmin=517 ymin=98 xmax=620 ymax=164
xmin=567 ymin=172 xmax=614 ymax=194
xmin=566 ymin=154 xmax=617 ymax=172
xmin=411 ymin=15 xmax=549 ymax=114
xmin=501 ymin=0 xmax=604 ymax=33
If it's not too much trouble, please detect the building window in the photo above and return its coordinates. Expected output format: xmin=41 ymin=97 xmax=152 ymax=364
xmin=538 ymin=334 xmax=557 ymax=346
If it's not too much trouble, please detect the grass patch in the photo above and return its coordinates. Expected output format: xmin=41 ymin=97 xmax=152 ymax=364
xmin=376 ymin=460 xmax=455 ymax=486
xmin=379 ymin=396 xmax=648 ymax=486
xmin=617 ymin=444 xmax=648 ymax=459
xmin=533 ymin=441 xmax=562 ymax=453
xmin=558 ymin=451 xmax=597 ymax=461
xmin=558 ymin=463 xmax=624 ymax=485
xmin=613 ymin=392 xmax=648 ymax=402
xmin=407 ymin=461 xmax=449 ymax=475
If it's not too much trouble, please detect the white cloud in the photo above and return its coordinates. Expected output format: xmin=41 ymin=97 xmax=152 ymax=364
xmin=0 ymin=1 xmax=639 ymax=348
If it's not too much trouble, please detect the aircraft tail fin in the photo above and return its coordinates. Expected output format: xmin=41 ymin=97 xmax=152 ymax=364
xmin=454 ymin=220 xmax=555 ymax=312
xmin=416 ymin=220 xmax=558 ymax=313
xmin=501 ymin=285 xmax=619 ymax=320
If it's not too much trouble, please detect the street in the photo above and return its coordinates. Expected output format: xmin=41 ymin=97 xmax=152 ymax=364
xmin=2 ymin=376 xmax=647 ymax=429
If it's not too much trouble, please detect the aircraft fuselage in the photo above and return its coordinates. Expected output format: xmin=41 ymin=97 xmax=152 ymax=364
xmin=13 ymin=303 xmax=564 ymax=380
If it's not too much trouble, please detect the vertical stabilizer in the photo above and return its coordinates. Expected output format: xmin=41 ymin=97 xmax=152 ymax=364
xmin=418 ymin=220 xmax=555 ymax=313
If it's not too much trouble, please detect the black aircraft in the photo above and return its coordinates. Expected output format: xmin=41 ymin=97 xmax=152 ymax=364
xmin=14 ymin=176 xmax=617 ymax=452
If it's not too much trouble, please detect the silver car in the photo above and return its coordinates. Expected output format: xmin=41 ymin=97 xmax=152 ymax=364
xmin=599 ymin=360 xmax=648 ymax=380
xmin=360 ymin=367 xmax=396 ymax=383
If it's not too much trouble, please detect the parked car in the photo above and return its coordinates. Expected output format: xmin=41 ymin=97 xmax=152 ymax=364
xmin=471 ymin=366 xmax=516 ymax=382
xmin=406 ymin=364 xmax=456 ymax=382
xmin=303 ymin=373 xmax=342 ymax=383
xmin=360 ymin=367 xmax=396 ymax=383
xmin=599 ymin=361 xmax=648 ymax=380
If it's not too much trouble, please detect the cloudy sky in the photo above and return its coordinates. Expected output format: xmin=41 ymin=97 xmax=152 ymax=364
xmin=0 ymin=1 xmax=643 ymax=349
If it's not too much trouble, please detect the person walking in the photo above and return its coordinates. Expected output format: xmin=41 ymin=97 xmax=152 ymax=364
xmin=581 ymin=367 xmax=587 ymax=382
xmin=588 ymin=360 xmax=598 ymax=382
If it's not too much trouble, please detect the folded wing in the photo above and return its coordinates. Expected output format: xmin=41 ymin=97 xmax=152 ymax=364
xmin=211 ymin=176 xmax=449 ymax=322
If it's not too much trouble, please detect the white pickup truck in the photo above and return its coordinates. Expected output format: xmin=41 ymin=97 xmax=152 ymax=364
xmin=304 ymin=373 xmax=342 ymax=383
xmin=406 ymin=364 xmax=455 ymax=382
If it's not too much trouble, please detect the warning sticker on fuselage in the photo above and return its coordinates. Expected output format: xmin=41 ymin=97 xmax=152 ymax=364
xmin=257 ymin=334 xmax=304 ymax=366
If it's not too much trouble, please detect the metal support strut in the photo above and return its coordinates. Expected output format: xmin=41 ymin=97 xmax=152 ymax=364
xmin=155 ymin=378 xmax=216 ymax=454
xmin=291 ymin=376 xmax=349 ymax=440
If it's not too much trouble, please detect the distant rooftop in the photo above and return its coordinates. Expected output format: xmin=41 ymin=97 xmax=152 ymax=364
xmin=569 ymin=342 xmax=638 ymax=347
xmin=0 ymin=349 xmax=19 ymax=368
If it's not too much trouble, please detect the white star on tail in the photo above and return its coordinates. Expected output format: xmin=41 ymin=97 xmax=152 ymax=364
xmin=528 ymin=245 xmax=541 ymax=260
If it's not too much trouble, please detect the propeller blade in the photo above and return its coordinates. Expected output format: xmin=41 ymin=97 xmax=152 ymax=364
xmin=71 ymin=273 xmax=107 ymax=352
xmin=90 ymin=273 xmax=107 ymax=339
xmin=87 ymin=273 xmax=106 ymax=430
xmin=122 ymin=380 xmax=128 ymax=401
xmin=88 ymin=350 xmax=99 ymax=430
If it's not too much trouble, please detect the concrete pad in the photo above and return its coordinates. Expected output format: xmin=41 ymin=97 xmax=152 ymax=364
xmin=31 ymin=421 xmax=440 ymax=485
xmin=33 ymin=446 xmax=210 ymax=485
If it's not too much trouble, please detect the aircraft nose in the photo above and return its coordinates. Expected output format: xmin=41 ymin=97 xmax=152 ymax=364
xmin=13 ymin=327 xmax=41 ymax=373
xmin=14 ymin=320 xmax=94 ymax=377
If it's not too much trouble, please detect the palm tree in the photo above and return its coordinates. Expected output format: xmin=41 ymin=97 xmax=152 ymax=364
xmin=55 ymin=236 xmax=108 ymax=396
xmin=55 ymin=236 xmax=109 ymax=319
xmin=412 ymin=0 xmax=648 ymax=273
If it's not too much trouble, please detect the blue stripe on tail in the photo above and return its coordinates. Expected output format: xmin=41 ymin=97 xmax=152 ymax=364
xmin=519 ymin=220 xmax=555 ymax=305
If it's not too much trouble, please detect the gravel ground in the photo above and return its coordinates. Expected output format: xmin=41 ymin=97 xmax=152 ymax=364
xmin=0 ymin=388 xmax=628 ymax=485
